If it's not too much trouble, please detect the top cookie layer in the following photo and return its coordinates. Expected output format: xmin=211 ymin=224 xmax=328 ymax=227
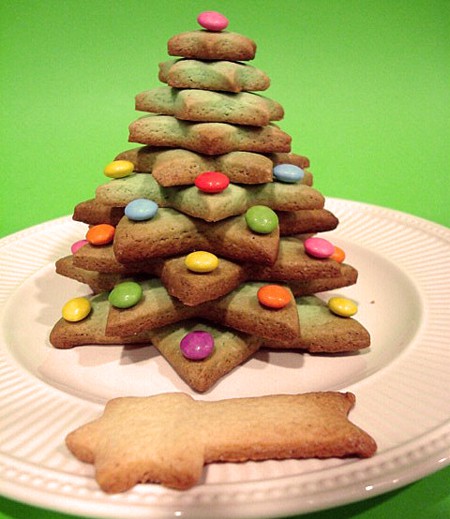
xmin=168 ymin=31 xmax=256 ymax=61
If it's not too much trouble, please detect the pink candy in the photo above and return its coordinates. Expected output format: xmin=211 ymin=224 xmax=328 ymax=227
xmin=197 ymin=11 xmax=229 ymax=32
xmin=71 ymin=239 xmax=89 ymax=255
xmin=304 ymin=237 xmax=335 ymax=259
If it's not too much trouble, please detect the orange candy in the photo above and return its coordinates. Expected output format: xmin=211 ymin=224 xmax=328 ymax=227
xmin=329 ymin=246 xmax=346 ymax=263
xmin=86 ymin=224 xmax=115 ymax=245
xmin=257 ymin=284 xmax=292 ymax=309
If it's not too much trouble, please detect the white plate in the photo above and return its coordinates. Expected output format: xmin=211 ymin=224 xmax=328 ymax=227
xmin=1 ymin=198 xmax=449 ymax=519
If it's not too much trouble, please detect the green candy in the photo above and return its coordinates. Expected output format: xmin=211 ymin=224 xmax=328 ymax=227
xmin=108 ymin=281 xmax=143 ymax=309
xmin=245 ymin=205 xmax=279 ymax=234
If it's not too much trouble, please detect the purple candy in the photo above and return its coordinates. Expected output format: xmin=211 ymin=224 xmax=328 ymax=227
xmin=180 ymin=331 xmax=214 ymax=360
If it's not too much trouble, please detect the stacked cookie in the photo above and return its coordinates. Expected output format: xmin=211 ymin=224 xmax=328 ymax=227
xmin=50 ymin=14 xmax=370 ymax=392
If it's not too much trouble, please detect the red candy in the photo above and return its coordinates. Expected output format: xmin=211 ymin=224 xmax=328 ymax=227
xmin=257 ymin=285 xmax=292 ymax=309
xmin=86 ymin=224 xmax=115 ymax=246
xmin=195 ymin=171 xmax=230 ymax=193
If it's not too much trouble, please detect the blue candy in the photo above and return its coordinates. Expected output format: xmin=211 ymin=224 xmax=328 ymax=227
xmin=273 ymin=164 xmax=305 ymax=183
xmin=125 ymin=198 xmax=158 ymax=221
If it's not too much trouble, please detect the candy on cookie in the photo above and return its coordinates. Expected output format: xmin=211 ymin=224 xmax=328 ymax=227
xmin=73 ymin=198 xmax=339 ymax=235
xmin=47 ymin=11 xmax=377 ymax=480
xmin=65 ymin=392 xmax=377 ymax=492
xmin=112 ymin=209 xmax=280 ymax=265
xmin=56 ymin=250 xmax=358 ymax=304
xmin=105 ymin=280 xmax=301 ymax=346
xmin=114 ymin=147 xmax=311 ymax=187
xmin=50 ymin=291 xmax=369 ymax=354
xmin=95 ymin=173 xmax=323 ymax=222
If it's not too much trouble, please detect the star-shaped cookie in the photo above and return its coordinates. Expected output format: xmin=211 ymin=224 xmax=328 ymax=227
xmin=65 ymin=392 xmax=377 ymax=492
xmin=95 ymin=172 xmax=323 ymax=222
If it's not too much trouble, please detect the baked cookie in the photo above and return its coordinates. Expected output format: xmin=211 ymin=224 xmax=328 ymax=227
xmin=136 ymin=87 xmax=284 ymax=126
xmin=95 ymin=172 xmax=323 ymax=221
xmin=158 ymin=59 xmax=270 ymax=92
xmin=128 ymin=115 xmax=291 ymax=155
xmin=49 ymin=292 xmax=152 ymax=348
xmin=105 ymin=280 xmax=301 ymax=346
xmin=65 ymin=392 xmax=377 ymax=491
xmin=112 ymin=209 xmax=280 ymax=265
xmin=268 ymin=295 xmax=369 ymax=352
xmin=51 ymin=291 xmax=369 ymax=354
xmin=56 ymin=253 xmax=358 ymax=304
xmin=149 ymin=320 xmax=262 ymax=391
xmin=168 ymin=30 xmax=257 ymax=61
xmin=117 ymin=148 xmax=274 ymax=185
xmin=73 ymin=198 xmax=338 ymax=236
xmin=115 ymin=147 xmax=311 ymax=187
xmin=64 ymin=235 xmax=348 ymax=300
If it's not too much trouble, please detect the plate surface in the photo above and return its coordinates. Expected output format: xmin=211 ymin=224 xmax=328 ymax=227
xmin=1 ymin=198 xmax=449 ymax=518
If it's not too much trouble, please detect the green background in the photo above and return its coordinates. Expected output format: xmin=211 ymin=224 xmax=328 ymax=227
xmin=1 ymin=0 xmax=449 ymax=518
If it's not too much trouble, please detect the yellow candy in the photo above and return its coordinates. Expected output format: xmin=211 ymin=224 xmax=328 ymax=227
xmin=62 ymin=297 xmax=92 ymax=322
xmin=185 ymin=251 xmax=219 ymax=273
xmin=328 ymin=297 xmax=358 ymax=317
xmin=103 ymin=160 xmax=134 ymax=179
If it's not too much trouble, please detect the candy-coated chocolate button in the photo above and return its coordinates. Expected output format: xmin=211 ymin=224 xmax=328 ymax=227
xmin=328 ymin=297 xmax=358 ymax=317
xmin=108 ymin=281 xmax=143 ymax=309
xmin=180 ymin=330 xmax=214 ymax=360
xmin=71 ymin=239 xmax=88 ymax=255
xmin=273 ymin=164 xmax=305 ymax=183
xmin=125 ymin=198 xmax=158 ymax=221
xmin=257 ymin=284 xmax=292 ymax=309
xmin=195 ymin=171 xmax=230 ymax=193
xmin=245 ymin=205 xmax=278 ymax=234
xmin=197 ymin=11 xmax=229 ymax=31
xmin=104 ymin=160 xmax=134 ymax=179
xmin=329 ymin=246 xmax=346 ymax=263
xmin=86 ymin=224 xmax=115 ymax=245
xmin=304 ymin=237 xmax=335 ymax=259
xmin=62 ymin=297 xmax=91 ymax=322
xmin=185 ymin=251 xmax=219 ymax=273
